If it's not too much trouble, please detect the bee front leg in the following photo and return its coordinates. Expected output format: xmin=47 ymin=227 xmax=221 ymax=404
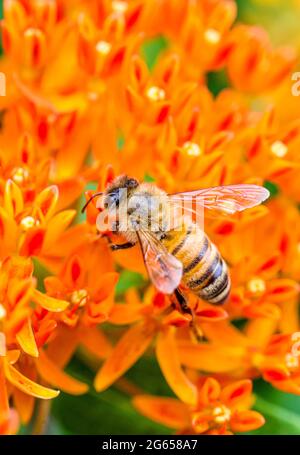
xmin=174 ymin=288 xmax=192 ymax=316
xmin=101 ymin=233 xmax=136 ymax=250
xmin=110 ymin=242 xmax=136 ymax=251
xmin=174 ymin=288 xmax=202 ymax=342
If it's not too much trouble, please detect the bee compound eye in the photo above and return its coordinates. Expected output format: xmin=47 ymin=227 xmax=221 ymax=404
xmin=126 ymin=178 xmax=139 ymax=188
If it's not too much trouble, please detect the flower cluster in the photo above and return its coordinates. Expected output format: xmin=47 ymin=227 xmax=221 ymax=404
xmin=0 ymin=0 xmax=299 ymax=435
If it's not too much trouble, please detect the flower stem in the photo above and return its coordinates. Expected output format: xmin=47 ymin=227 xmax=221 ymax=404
xmin=32 ymin=399 xmax=51 ymax=435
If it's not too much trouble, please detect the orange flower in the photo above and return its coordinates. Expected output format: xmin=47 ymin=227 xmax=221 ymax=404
xmin=133 ymin=377 xmax=265 ymax=434
xmin=0 ymin=256 xmax=71 ymax=426
xmin=0 ymin=180 xmax=77 ymax=265
xmin=45 ymin=253 xmax=118 ymax=327
xmin=228 ymin=250 xmax=299 ymax=320
xmin=177 ymin=318 xmax=300 ymax=396
xmin=227 ymin=25 xmax=296 ymax=93
xmin=94 ymin=287 xmax=227 ymax=406
xmin=149 ymin=0 xmax=237 ymax=76
xmin=38 ymin=252 xmax=117 ymax=376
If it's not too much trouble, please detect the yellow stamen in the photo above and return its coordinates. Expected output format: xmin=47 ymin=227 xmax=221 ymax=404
xmin=20 ymin=216 xmax=39 ymax=230
xmin=12 ymin=167 xmax=29 ymax=185
xmin=247 ymin=277 xmax=266 ymax=295
xmin=0 ymin=304 xmax=7 ymax=320
xmin=70 ymin=289 xmax=88 ymax=307
xmin=182 ymin=141 xmax=202 ymax=157
xmin=96 ymin=40 xmax=112 ymax=55
xmin=285 ymin=353 xmax=299 ymax=369
xmin=24 ymin=27 xmax=40 ymax=38
xmin=204 ymin=28 xmax=221 ymax=44
xmin=112 ymin=1 xmax=128 ymax=13
xmin=270 ymin=141 xmax=288 ymax=158
xmin=146 ymin=86 xmax=166 ymax=102
xmin=212 ymin=405 xmax=231 ymax=424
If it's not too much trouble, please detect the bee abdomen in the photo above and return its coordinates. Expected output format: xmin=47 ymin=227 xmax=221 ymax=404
xmin=163 ymin=223 xmax=231 ymax=305
xmin=184 ymin=238 xmax=231 ymax=305
xmin=197 ymin=259 xmax=230 ymax=305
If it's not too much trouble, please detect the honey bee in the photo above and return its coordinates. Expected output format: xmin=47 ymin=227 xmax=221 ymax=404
xmin=83 ymin=176 xmax=269 ymax=312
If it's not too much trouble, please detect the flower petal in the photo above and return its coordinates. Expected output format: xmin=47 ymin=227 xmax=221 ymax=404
xmin=162 ymin=310 xmax=191 ymax=327
xmin=262 ymin=366 xmax=290 ymax=382
xmin=230 ymin=410 xmax=265 ymax=433
xmin=156 ymin=327 xmax=198 ymax=406
xmin=7 ymin=350 xmax=20 ymax=364
xmin=195 ymin=305 xmax=228 ymax=322
xmin=4 ymin=179 xmax=24 ymax=217
xmin=94 ymin=321 xmax=156 ymax=392
xmin=177 ymin=342 xmax=244 ymax=373
xmin=19 ymin=228 xmax=45 ymax=257
xmin=0 ymin=408 xmax=19 ymax=435
xmin=63 ymin=255 xmax=85 ymax=289
xmin=221 ymin=380 xmax=252 ymax=407
xmin=45 ymin=325 xmax=79 ymax=368
xmin=43 ymin=210 xmax=76 ymax=252
xmin=109 ymin=303 xmax=144 ymax=325
xmin=32 ymin=289 xmax=69 ymax=312
xmin=13 ymin=388 xmax=35 ymax=424
xmin=79 ymin=326 xmax=112 ymax=359
xmin=0 ymin=358 xmax=9 ymax=417
xmin=199 ymin=378 xmax=221 ymax=407
xmin=34 ymin=185 xmax=58 ymax=221
xmin=36 ymin=350 xmax=88 ymax=395
xmin=4 ymin=359 xmax=59 ymax=399
xmin=133 ymin=395 xmax=190 ymax=430
xmin=16 ymin=318 xmax=39 ymax=358
xmin=267 ymin=279 xmax=299 ymax=303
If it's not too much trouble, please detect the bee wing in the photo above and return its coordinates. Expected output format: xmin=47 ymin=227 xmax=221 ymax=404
xmin=169 ymin=184 xmax=270 ymax=217
xmin=137 ymin=230 xmax=183 ymax=294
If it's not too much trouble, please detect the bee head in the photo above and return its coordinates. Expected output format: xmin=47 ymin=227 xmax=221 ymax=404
xmin=104 ymin=175 xmax=139 ymax=209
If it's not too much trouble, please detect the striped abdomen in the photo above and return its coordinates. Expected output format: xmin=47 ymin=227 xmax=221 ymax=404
xmin=162 ymin=222 xmax=230 ymax=305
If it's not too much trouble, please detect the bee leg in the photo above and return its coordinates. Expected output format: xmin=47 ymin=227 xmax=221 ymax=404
xmin=174 ymin=288 xmax=192 ymax=316
xmin=101 ymin=233 xmax=136 ymax=251
xmin=174 ymin=288 xmax=202 ymax=343
xmin=110 ymin=242 xmax=136 ymax=251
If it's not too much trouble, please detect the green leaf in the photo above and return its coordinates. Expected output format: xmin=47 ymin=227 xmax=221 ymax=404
xmin=254 ymin=397 xmax=300 ymax=435
xmin=207 ymin=70 xmax=230 ymax=97
xmin=117 ymin=132 xmax=125 ymax=150
xmin=51 ymin=358 xmax=171 ymax=435
xmin=264 ymin=180 xmax=280 ymax=199
xmin=116 ymin=270 xmax=146 ymax=296
xmin=252 ymin=380 xmax=300 ymax=435
xmin=125 ymin=355 xmax=175 ymax=397
xmin=142 ymin=36 xmax=168 ymax=70
xmin=32 ymin=258 xmax=51 ymax=292
xmin=144 ymin=173 xmax=156 ymax=183
xmin=52 ymin=387 xmax=171 ymax=435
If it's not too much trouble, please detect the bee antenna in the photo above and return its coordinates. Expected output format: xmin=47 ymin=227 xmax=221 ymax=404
xmin=81 ymin=192 xmax=103 ymax=213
